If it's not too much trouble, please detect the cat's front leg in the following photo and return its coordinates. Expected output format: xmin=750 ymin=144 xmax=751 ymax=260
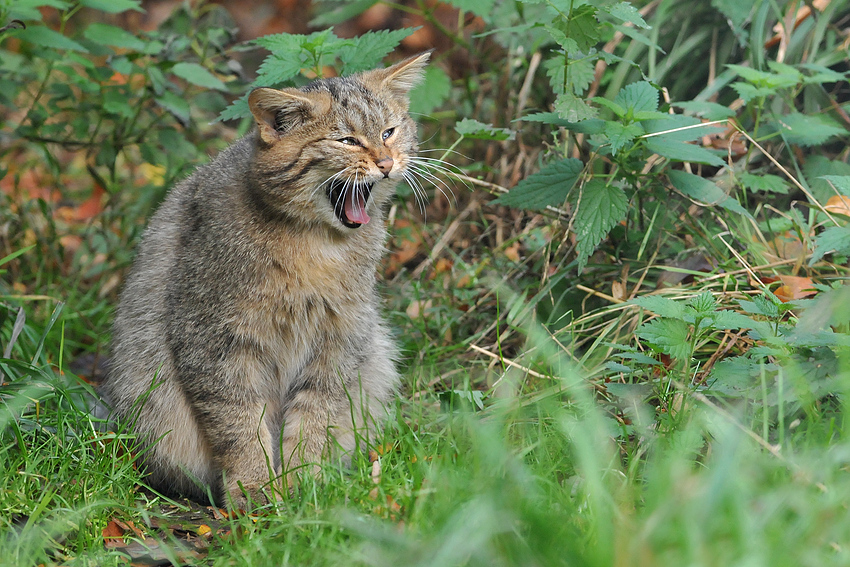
xmin=179 ymin=364 xmax=280 ymax=509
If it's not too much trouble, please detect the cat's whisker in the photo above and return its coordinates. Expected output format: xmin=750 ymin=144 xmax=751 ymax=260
xmin=401 ymin=171 xmax=428 ymax=216
xmin=405 ymin=162 xmax=458 ymax=207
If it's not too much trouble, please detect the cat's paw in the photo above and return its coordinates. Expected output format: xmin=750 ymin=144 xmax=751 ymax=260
xmin=225 ymin=482 xmax=273 ymax=512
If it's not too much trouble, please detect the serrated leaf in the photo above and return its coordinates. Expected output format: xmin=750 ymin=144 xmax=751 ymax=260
xmin=217 ymin=93 xmax=250 ymax=123
xmin=630 ymin=295 xmax=686 ymax=319
xmin=83 ymin=23 xmax=146 ymax=51
xmin=647 ymin=138 xmax=726 ymax=168
xmin=708 ymin=356 xmax=757 ymax=394
xmin=636 ymin=318 xmax=692 ymax=360
xmin=80 ymin=0 xmax=142 ymax=13
xmin=494 ymin=158 xmax=583 ymax=210
xmin=554 ymin=91 xmax=596 ymax=122
xmin=171 ymin=62 xmax=227 ymax=91
xmin=820 ymin=175 xmax=850 ymax=196
xmin=11 ymin=25 xmax=88 ymax=52
xmin=809 ymin=225 xmax=850 ymax=265
xmin=737 ymin=295 xmax=780 ymax=318
xmin=709 ymin=310 xmax=761 ymax=330
xmin=613 ymin=81 xmax=658 ymax=114
xmin=603 ymin=2 xmax=649 ymax=28
xmin=455 ymin=118 xmax=514 ymax=141
xmin=604 ymin=121 xmax=643 ymax=155
xmin=574 ymin=180 xmax=628 ymax=272
xmin=731 ymin=82 xmax=775 ymax=102
xmin=643 ymin=115 xmax=722 ymax=142
xmin=669 ymin=170 xmax=750 ymax=217
xmin=593 ymin=97 xmax=627 ymax=118
xmin=774 ymin=112 xmax=845 ymax=147
xmin=255 ymin=52 xmax=306 ymax=86
xmin=739 ymin=172 xmax=789 ymax=194
xmin=613 ymin=352 xmax=662 ymax=365
xmin=339 ymin=28 xmax=417 ymax=74
xmin=689 ymin=291 xmax=717 ymax=314
xmin=409 ymin=66 xmax=451 ymax=116
xmin=800 ymin=63 xmax=848 ymax=85
xmin=673 ymin=100 xmax=736 ymax=120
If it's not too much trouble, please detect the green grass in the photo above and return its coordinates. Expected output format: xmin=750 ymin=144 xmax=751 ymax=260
xmin=2 ymin=294 xmax=849 ymax=565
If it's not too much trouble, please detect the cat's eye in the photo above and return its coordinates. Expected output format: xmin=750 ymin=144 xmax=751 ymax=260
xmin=339 ymin=137 xmax=361 ymax=146
xmin=382 ymin=128 xmax=395 ymax=141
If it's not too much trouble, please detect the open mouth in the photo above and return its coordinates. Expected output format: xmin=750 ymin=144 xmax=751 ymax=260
xmin=327 ymin=179 xmax=375 ymax=229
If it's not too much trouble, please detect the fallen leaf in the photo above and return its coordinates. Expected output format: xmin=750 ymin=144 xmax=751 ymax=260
xmin=824 ymin=195 xmax=850 ymax=216
xmin=763 ymin=275 xmax=817 ymax=302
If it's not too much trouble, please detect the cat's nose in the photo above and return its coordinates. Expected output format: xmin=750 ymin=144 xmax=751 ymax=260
xmin=376 ymin=157 xmax=394 ymax=177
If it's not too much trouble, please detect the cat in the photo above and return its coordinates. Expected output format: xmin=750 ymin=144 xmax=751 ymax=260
xmin=100 ymin=52 xmax=430 ymax=509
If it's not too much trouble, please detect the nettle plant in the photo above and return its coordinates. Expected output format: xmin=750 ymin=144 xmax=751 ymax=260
xmin=0 ymin=1 xmax=242 ymax=198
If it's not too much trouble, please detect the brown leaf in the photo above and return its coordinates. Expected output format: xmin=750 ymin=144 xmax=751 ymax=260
xmin=824 ymin=195 xmax=850 ymax=216
xmin=763 ymin=275 xmax=817 ymax=302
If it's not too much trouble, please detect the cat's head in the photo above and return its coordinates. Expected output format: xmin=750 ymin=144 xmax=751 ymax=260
xmin=247 ymin=52 xmax=430 ymax=233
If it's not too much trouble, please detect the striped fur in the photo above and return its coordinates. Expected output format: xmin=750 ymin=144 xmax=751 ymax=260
xmin=101 ymin=53 xmax=429 ymax=508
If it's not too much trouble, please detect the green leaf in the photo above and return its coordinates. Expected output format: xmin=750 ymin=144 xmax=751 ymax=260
xmin=613 ymin=81 xmax=658 ymax=115
xmin=739 ymin=172 xmax=789 ymax=194
xmin=217 ymin=93 xmax=250 ymax=123
xmin=689 ymin=291 xmax=717 ymax=314
xmin=668 ymin=170 xmax=751 ymax=218
xmin=9 ymin=0 xmax=70 ymax=21
xmin=810 ymin=225 xmax=850 ymax=265
xmin=738 ymin=295 xmax=780 ymax=318
xmin=708 ymin=310 xmax=761 ymax=331
xmin=731 ymin=82 xmax=775 ymax=102
xmin=773 ymin=112 xmax=845 ymax=147
xmin=339 ymin=28 xmax=417 ymax=74
xmin=646 ymin=138 xmax=726 ymax=168
xmin=79 ymin=0 xmax=143 ymax=13
xmin=630 ymin=295 xmax=687 ymax=319
xmin=11 ymin=25 xmax=88 ymax=52
xmin=155 ymin=91 xmax=191 ymax=124
xmin=409 ymin=66 xmax=451 ymax=116
xmin=643 ymin=115 xmax=722 ymax=142
xmin=171 ymin=62 xmax=227 ymax=91
xmin=636 ymin=318 xmax=692 ymax=360
xmin=554 ymin=91 xmax=597 ymax=122
xmin=708 ymin=357 xmax=758 ymax=395
xmin=819 ymin=175 xmax=850 ymax=196
xmin=673 ymin=100 xmax=736 ymax=120
xmin=82 ymin=23 xmax=146 ymax=51
xmin=446 ymin=0 xmax=496 ymax=19
xmin=494 ymin=158 xmax=583 ymax=210
xmin=593 ymin=97 xmax=627 ymax=118
xmin=604 ymin=121 xmax=643 ymax=155
xmin=455 ymin=119 xmax=514 ymax=141
xmin=255 ymin=52 xmax=304 ymax=86
xmin=573 ymin=180 xmax=628 ymax=272
xmin=310 ymin=0 xmax=378 ymax=26
xmin=602 ymin=2 xmax=649 ymax=28
xmin=103 ymin=95 xmax=133 ymax=119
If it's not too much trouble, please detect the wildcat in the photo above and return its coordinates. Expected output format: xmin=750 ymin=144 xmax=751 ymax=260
xmin=101 ymin=52 xmax=430 ymax=509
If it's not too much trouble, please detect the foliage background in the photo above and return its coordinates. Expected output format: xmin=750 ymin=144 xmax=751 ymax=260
xmin=1 ymin=0 xmax=850 ymax=565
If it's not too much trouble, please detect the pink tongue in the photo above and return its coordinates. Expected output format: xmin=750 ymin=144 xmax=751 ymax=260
xmin=344 ymin=190 xmax=370 ymax=225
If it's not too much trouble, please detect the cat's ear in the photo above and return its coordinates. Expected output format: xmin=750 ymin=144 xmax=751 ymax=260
xmin=248 ymin=88 xmax=331 ymax=144
xmin=364 ymin=51 xmax=431 ymax=103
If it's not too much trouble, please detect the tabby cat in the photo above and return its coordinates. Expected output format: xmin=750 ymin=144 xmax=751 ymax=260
xmin=101 ymin=52 xmax=430 ymax=509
